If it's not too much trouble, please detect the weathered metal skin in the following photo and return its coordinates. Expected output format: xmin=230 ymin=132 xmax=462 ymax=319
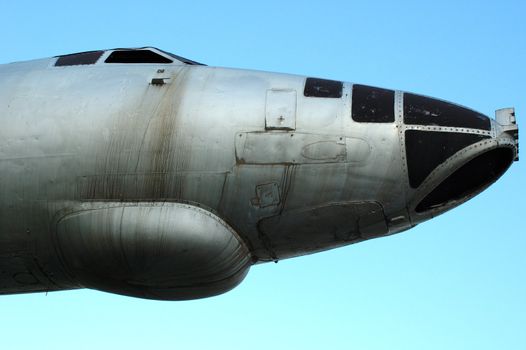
xmin=54 ymin=202 xmax=251 ymax=300
xmin=0 ymin=48 xmax=518 ymax=300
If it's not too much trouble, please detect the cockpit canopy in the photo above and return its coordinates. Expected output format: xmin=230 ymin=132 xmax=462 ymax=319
xmin=54 ymin=47 xmax=205 ymax=67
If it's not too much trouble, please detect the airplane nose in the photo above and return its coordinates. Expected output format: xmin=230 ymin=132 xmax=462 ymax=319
xmin=402 ymin=93 xmax=518 ymax=218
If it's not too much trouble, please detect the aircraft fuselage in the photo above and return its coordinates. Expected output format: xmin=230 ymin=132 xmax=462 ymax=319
xmin=0 ymin=48 xmax=518 ymax=299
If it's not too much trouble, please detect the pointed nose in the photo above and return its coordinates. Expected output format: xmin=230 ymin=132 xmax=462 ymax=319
xmin=402 ymin=93 xmax=518 ymax=218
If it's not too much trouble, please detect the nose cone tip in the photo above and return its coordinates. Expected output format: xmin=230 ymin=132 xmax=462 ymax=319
xmin=495 ymin=107 xmax=519 ymax=161
xmin=404 ymin=98 xmax=518 ymax=219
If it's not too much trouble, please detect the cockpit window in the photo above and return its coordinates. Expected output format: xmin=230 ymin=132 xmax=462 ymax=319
xmin=304 ymin=78 xmax=343 ymax=98
xmin=55 ymin=51 xmax=104 ymax=66
xmin=105 ymin=50 xmax=173 ymax=64
xmin=55 ymin=48 xmax=206 ymax=67
xmin=352 ymin=84 xmax=394 ymax=123
xmin=404 ymin=93 xmax=491 ymax=130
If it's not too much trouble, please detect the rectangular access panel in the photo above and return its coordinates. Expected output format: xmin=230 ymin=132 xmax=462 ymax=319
xmin=265 ymin=89 xmax=296 ymax=130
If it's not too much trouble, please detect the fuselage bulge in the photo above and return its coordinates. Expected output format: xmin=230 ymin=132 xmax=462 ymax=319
xmin=0 ymin=48 xmax=518 ymax=300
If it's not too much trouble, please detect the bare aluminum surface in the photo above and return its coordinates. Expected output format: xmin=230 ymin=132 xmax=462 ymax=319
xmin=0 ymin=48 xmax=518 ymax=299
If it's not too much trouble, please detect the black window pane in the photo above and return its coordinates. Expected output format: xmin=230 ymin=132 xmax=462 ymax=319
xmin=55 ymin=51 xmax=104 ymax=66
xmin=416 ymin=148 xmax=513 ymax=212
xmin=405 ymin=130 xmax=489 ymax=188
xmin=105 ymin=50 xmax=173 ymax=64
xmin=404 ymin=93 xmax=490 ymax=130
xmin=352 ymin=84 xmax=394 ymax=123
xmin=304 ymin=78 xmax=343 ymax=98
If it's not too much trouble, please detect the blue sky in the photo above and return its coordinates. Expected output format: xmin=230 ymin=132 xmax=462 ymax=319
xmin=0 ymin=1 xmax=525 ymax=349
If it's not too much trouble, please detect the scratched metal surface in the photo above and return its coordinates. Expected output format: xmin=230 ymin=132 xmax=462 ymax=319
xmin=0 ymin=48 xmax=518 ymax=299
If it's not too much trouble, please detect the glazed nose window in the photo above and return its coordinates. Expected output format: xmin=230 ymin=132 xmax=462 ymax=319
xmin=405 ymin=131 xmax=490 ymax=188
xmin=415 ymin=148 xmax=514 ymax=212
xmin=351 ymin=84 xmax=394 ymax=123
xmin=404 ymin=93 xmax=491 ymax=130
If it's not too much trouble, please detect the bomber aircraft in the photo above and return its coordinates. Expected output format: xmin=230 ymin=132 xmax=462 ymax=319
xmin=0 ymin=47 xmax=519 ymax=300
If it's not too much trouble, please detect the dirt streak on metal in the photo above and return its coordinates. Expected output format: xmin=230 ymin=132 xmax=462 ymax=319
xmin=91 ymin=67 xmax=191 ymax=201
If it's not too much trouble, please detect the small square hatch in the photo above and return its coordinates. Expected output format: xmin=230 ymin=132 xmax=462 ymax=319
xmin=265 ymin=89 xmax=297 ymax=130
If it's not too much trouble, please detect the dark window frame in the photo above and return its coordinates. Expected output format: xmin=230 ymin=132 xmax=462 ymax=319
xmin=416 ymin=148 xmax=513 ymax=212
xmin=104 ymin=49 xmax=173 ymax=64
xmin=351 ymin=84 xmax=395 ymax=123
xmin=304 ymin=78 xmax=343 ymax=98
xmin=404 ymin=93 xmax=491 ymax=130
xmin=405 ymin=130 xmax=490 ymax=188
xmin=55 ymin=51 xmax=105 ymax=67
